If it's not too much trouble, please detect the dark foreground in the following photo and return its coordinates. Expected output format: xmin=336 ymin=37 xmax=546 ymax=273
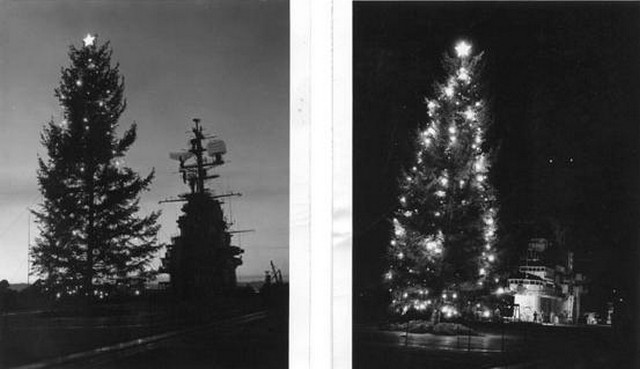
xmin=0 ymin=296 xmax=287 ymax=369
xmin=355 ymin=322 xmax=635 ymax=369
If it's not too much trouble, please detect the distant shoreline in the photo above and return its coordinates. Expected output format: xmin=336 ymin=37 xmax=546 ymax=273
xmin=7 ymin=274 xmax=288 ymax=292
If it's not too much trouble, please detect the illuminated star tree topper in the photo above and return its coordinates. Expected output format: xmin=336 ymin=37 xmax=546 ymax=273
xmin=83 ymin=33 xmax=96 ymax=47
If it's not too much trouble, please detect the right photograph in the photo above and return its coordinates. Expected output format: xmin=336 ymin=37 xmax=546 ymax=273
xmin=353 ymin=2 xmax=639 ymax=369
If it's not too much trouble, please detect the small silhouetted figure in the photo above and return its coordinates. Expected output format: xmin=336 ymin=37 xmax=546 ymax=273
xmin=214 ymin=153 xmax=224 ymax=165
xmin=533 ymin=311 xmax=538 ymax=323
xmin=188 ymin=175 xmax=196 ymax=193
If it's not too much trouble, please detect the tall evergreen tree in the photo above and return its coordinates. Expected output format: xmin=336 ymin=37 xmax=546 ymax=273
xmin=32 ymin=35 xmax=161 ymax=298
xmin=385 ymin=41 xmax=499 ymax=318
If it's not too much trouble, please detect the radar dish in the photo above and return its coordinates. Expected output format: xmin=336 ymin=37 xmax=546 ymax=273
xmin=169 ymin=151 xmax=194 ymax=161
xmin=207 ymin=139 xmax=227 ymax=157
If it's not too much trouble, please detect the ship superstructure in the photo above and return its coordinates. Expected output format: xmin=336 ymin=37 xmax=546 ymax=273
xmin=161 ymin=119 xmax=243 ymax=299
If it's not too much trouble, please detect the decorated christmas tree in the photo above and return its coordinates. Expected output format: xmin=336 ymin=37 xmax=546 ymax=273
xmin=31 ymin=35 xmax=162 ymax=299
xmin=385 ymin=41 xmax=499 ymax=319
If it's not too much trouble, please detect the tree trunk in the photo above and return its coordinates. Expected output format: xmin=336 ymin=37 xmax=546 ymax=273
xmin=84 ymin=172 xmax=96 ymax=310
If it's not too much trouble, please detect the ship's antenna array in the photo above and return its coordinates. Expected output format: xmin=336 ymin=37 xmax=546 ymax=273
xmin=160 ymin=118 xmax=240 ymax=203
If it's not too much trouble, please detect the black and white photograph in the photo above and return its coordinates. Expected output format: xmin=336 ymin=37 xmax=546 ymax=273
xmin=354 ymin=2 xmax=639 ymax=368
xmin=0 ymin=1 xmax=289 ymax=368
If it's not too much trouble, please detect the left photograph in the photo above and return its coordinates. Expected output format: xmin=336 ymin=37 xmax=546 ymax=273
xmin=0 ymin=1 xmax=289 ymax=368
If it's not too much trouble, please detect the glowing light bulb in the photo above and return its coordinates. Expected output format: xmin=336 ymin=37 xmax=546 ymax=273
xmin=76 ymin=79 xmax=83 ymax=87
xmin=444 ymin=86 xmax=454 ymax=97
xmin=394 ymin=219 xmax=405 ymax=237
xmin=425 ymin=240 xmax=435 ymax=250
xmin=474 ymin=160 xmax=484 ymax=172
xmin=397 ymin=252 xmax=404 ymax=259
xmin=464 ymin=108 xmax=476 ymax=120
xmin=457 ymin=67 xmax=470 ymax=82
xmin=455 ymin=41 xmax=472 ymax=58
xmin=453 ymin=293 xmax=457 ymax=299
xmin=488 ymin=254 xmax=495 ymax=262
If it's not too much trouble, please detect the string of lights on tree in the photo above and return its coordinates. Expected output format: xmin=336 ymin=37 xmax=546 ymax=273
xmin=385 ymin=41 xmax=500 ymax=319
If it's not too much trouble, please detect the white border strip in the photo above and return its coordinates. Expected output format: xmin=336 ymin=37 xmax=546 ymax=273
xmin=291 ymin=1 xmax=352 ymax=367
xmin=333 ymin=0 xmax=352 ymax=368
xmin=309 ymin=0 xmax=334 ymax=368
xmin=290 ymin=0 xmax=312 ymax=367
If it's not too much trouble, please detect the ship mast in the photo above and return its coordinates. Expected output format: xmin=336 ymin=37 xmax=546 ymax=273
xmin=190 ymin=118 xmax=207 ymax=194
xmin=162 ymin=118 xmax=237 ymax=202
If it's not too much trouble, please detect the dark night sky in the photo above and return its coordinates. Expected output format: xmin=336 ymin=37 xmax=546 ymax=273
xmin=354 ymin=2 xmax=640 ymax=311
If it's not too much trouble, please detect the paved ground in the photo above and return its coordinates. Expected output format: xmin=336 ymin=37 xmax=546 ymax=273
xmin=358 ymin=326 xmax=522 ymax=353
xmin=355 ymin=323 xmax=634 ymax=369
xmin=7 ymin=311 xmax=287 ymax=369
xmin=87 ymin=311 xmax=287 ymax=369
xmin=0 ymin=298 xmax=286 ymax=369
